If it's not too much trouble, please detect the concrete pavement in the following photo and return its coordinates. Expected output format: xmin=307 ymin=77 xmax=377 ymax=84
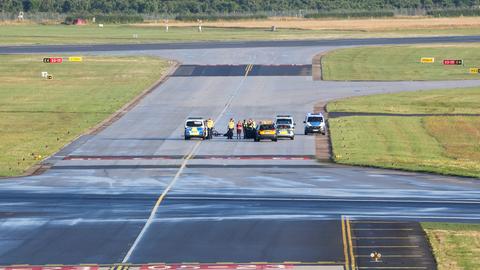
xmin=0 ymin=36 xmax=480 ymax=268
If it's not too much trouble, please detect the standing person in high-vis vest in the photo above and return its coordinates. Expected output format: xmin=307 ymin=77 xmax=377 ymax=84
xmin=227 ymin=118 xmax=235 ymax=139
xmin=206 ymin=118 xmax=214 ymax=140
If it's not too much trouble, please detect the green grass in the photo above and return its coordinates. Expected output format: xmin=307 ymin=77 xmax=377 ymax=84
xmin=1 ymin=24 xmax=480 ymax=45
xmin=422 ymin=223 xmax=480 ymax=270
xmin=0 ymin=24 xmax=355 ymax=45
xmin=328 ymin=87 xmax=480 ymax=114
xmin=322 ymin=45 xmax=480 ymax=80
xmin=0 ymin=55 xmax=170 ymax=177
xmin=327 ymin=87 xmax=480 ymax=178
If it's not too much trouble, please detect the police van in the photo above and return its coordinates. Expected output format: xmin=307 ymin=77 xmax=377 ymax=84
xmin=303 ymin=113 xmax=326 ymax=135
xmin=184 ymin=117 xmax=207 ymax=140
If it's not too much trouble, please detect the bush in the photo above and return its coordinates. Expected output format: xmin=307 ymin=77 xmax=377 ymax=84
xmin=426 ymin=8 xmax=480 ymax=17
xmin=304 ymin=10 xmax=395 ymax=19
xmin=64 ymin=14 xmax=143 ymax=24
xmin=175 ymin=14 xmax=267 ymax=21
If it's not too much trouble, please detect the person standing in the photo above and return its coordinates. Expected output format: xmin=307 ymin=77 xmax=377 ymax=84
xmin=227 ymin=118 xmax=235 ymax=139
xmin=206 ymin=118 xmax=214 ymax=140
xmin=236 ymin=120 xmax=243 ymax=139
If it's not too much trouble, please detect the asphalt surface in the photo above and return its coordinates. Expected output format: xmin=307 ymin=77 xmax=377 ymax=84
xmin=1 ymin=36 xmax=480 ymax=269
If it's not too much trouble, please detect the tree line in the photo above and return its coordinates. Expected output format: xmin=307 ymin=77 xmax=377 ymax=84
xmin=1 ymin=0 xmax=479 ymax=14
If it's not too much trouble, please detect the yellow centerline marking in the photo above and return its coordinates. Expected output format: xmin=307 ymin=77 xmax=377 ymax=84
xmin=346 ymin=216 xmax=356 ymax=270
xmin=122 ymin=140 xmax=202 ymax=262
xmin=341 ymin=215 xmax=350 ymax=270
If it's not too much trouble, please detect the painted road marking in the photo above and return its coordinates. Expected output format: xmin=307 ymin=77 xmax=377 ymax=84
xmin=122 ymin=139 xmax=201 ymax=262
xmin=122 ymin=64 xmax=253 ymax=262
xmin=341 ymin=216 xmax=350 ymax=270
xmin=346 ymin=217 xmax=356 ymax=270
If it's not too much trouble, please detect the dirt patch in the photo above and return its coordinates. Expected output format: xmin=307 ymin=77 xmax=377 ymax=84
xmin=137 ymin=17 xmax=480 ymax=31
xmin=313 ymin=102 xmax=332 ymax=162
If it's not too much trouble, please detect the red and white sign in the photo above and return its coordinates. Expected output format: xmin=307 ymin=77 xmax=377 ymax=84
xmin=443 ymin=59 xmax=463 ymax=65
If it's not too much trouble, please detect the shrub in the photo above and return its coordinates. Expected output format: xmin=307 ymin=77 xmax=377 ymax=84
xmin=175 ymin=14 xmax=267 ymax=21
xmin=304 ymin=10 xmax=395 ymax=19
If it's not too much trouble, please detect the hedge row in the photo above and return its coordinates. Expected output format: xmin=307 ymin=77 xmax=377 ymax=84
xmin=175 ymin=14 xmax=267 ymax=21
xmin=426 ymin=8 xmax=480 ymax=17
xmin=304 ymin=10 xmax=395 ymax=18
xmin=64 ymin=14 xmax=143 ymax=24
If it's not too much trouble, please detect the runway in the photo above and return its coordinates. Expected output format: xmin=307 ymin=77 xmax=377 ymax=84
xmin=1 ymin=36 xmax=480 ymax=269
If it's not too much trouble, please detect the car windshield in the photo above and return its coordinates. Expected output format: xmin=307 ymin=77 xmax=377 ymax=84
xmin=307 ymin=117 xmax=323 ymax=122
xmin=277 ymin=124 xmax=291 ymax=129
xmin=276 ymin=119 xmax=292 ymax=125
xmin=260 ymin=124 xmax=275 ymax=130
xmin=186 ymin=121 xmax=203 ymax=127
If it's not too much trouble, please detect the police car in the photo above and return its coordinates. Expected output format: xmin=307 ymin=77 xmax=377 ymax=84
xmin=184 ymin=117 xmax=207 ymax=140
xmin=255 ymin=121 xmax=278 ymax=142
xmin=275 ymin=115 xmax=295 ymax=140
xmin=303 ymin=113 xmax=326 ymax=135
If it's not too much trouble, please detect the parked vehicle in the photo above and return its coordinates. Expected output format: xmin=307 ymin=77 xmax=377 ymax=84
xmin=304 ymin=113 xmax=326 ymax=135
xmin=184 ymin=117 xmax=208 ymax=140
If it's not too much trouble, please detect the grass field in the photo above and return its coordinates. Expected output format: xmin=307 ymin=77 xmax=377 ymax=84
xmin=0 ymin=55 xmax=170 ymax=177
xmin=322 ymin=44 xmax=480 ymax=81
xmin=327 ymin=87 xmax=480 ymax=178
xmin=2 ymin=17 xmax=480 ymax=45
xmin=422 ymin=223 xmax=480 ymax=270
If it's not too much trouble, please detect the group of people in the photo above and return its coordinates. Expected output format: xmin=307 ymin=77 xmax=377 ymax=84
xmin=205 ymin=118 xmax=259 ymax=140
xmin=227 ymin=118 xmax=257 ymax=140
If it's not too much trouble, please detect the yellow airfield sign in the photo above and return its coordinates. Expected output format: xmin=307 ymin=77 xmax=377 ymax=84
xmin=68 ymin=56 xmax=83 ymax=62
xmin=420 ymin=57 xmax=435 ymax=63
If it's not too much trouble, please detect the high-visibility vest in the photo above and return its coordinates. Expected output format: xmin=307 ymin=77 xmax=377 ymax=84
xmin=228 ymin=121 xmax=235 ymax=129
xmin=207 ymin=120 xmax=214 ymax=128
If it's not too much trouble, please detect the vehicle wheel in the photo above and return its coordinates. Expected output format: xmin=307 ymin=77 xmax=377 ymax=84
xmin=290 ymin=136 xmax=294 ymax=140
xmin=185 ymin=136 xmax=190 ymax=140
xmin=272 ymin=138 xmax=277 ymax=142
xmin=304 ymin=131 xmax=308 ymax=135
xmin=255 ymin=138 xmax=260 ymax=142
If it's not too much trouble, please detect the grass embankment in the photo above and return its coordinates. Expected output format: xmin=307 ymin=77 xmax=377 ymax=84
xmin=422 ymin=223 xmax=480 ymax=270
xmin=2 ymin=17 xmax=480 ymax=45
xmin=322 ymin=44 xmax=480 ymax=80
xmin=0 ymin=55 xmax=170 ymax=177
xmin=328 ymin=88 xmax=480 ymax=178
